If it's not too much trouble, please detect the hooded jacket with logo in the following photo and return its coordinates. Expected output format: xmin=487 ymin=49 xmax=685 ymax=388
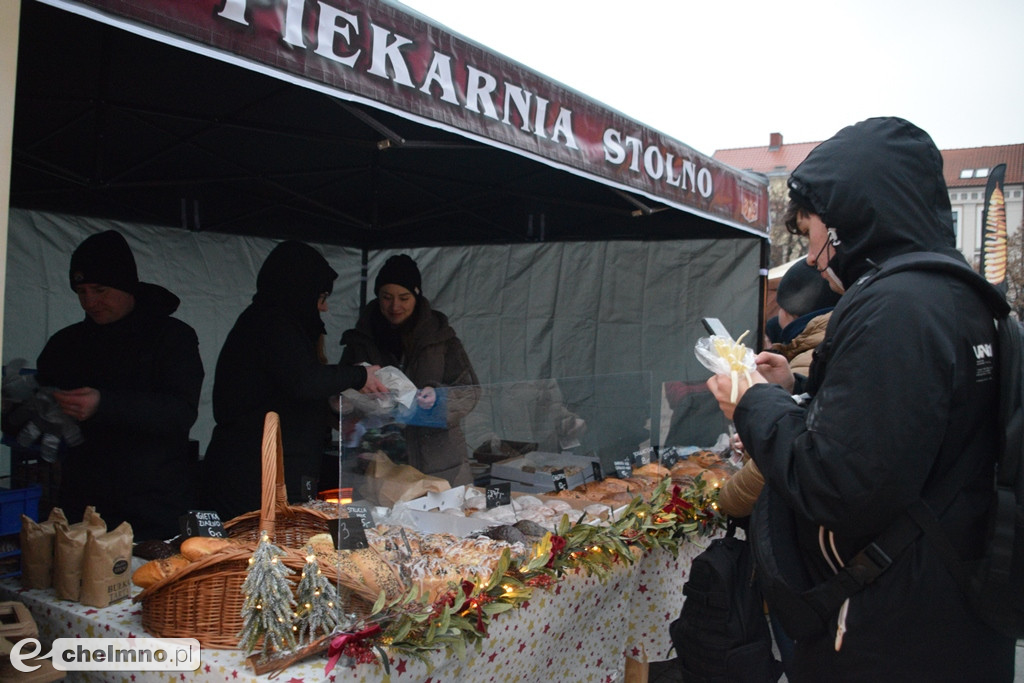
xmin=37 ymin=282 xmax=204 ymax=540
xmin=733 ymin=118 xmax=1015 ymax=681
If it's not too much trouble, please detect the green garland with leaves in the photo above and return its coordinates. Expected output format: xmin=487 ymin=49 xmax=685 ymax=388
xmin=322 ymin=475 xmax=724 ymax=678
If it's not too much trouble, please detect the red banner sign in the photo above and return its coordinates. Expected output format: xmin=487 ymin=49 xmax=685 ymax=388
xmin=56 ymin=0 xmax=768 ymax=234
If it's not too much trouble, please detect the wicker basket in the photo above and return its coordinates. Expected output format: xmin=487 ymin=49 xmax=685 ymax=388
xmin=133 ymin=412 xmax=377 ymax=649
xmin=223 ymin=412 xmax=334 ymax=546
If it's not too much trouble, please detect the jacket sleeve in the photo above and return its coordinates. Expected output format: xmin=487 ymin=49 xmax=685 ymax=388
xmin=90 ymin=320 xmax=204 ymax=436
xmin=439 ymin=335 xmax=480 ymax=422
xmin=735 ymin=278 xmax=958 ymax=539
xmin=716 ymin=457 xmax=765 ymax=518
xmin=263 ymin=317 xmax=367 ymax=401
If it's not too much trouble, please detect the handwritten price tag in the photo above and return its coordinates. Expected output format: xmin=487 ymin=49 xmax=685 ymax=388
xmin=328 ymin=518 xmax=369 ymax=550
xmin=180 ymin=510 xmax=225 ymax=538
xmin=345 ymin=504 xmax=375 ymax=528
xmin=485 ymin=482 xmax=512 ymax=508
xmin=551 ymin=469 xmax=569 ymax=492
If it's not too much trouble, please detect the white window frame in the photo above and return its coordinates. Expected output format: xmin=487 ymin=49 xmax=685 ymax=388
xmin=976 ymin=205 xmax=986 ymax=251
xmin=952 ymin=207 xmax=962 ymax=250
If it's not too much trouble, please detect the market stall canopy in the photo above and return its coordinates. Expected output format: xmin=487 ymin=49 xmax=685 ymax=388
xmin=11 ymin=0 xmax=768 ymax=248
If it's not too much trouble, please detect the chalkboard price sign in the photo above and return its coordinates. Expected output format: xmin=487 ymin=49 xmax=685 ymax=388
xmin=551 ymin=469 xmax=569 ymax=492
xmin=345 ymin=504 xmax=375 ymax=529
xmin=328 ymin=518 xmax=369 ymax=550
xmin=180 ymin=510 xmax=225 ymax=538
xmin=661 ymin=447 xmax=680 ymax=468
xmin=613 ymin=460 xmax=633 ymax=478
xmin=591 ymin=461 xmax=604 ymax=482
xmin=486 ymin=482 xmax=512 ymax=508
xmin=632 ymin=449 xmax=651 ymax=467
xmin=300 ymin=476 xmax=318 ymax=501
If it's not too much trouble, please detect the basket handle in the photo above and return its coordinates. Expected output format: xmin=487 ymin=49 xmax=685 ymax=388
xmin=259 ymin=411 xmax=288 ymax=540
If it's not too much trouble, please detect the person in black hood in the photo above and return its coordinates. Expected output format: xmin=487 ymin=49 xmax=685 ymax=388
xmin=36 ymin=230 xmax=205 ymax=540
xmin=706 ymin=118 xmax=1015 ymax=681
xmin=202 ymin=241 xmax=386 ymax=521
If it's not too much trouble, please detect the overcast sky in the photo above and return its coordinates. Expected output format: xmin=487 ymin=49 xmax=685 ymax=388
xmin=399 ymin=0 xmax=1023 ymax=156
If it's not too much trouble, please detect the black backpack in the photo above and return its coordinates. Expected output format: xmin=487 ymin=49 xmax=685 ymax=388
xmin=670 ymin=521 xmax=783 ymax=683
xmin=751 ymin=251 xmax=1024 ymax=641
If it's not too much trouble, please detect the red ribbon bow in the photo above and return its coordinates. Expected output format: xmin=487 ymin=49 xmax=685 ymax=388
xmin=324 ymin=624 xmax=382 ymax=675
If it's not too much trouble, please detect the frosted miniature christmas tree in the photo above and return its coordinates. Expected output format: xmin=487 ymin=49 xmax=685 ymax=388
xmin=294 ymin=547 xmax=341 ymax=644
xmin=238 ymin=531 xmax=298 ymax=658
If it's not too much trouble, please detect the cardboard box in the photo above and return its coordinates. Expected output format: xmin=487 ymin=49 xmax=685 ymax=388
xmin=472 ymin=439 xmax=537 ymax=464
xmin=489 ymin=451 xmax=600 ymax=491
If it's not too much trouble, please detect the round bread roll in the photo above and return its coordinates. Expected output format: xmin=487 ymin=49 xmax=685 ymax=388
xmin=596 ymin=491 xmax=637 ymax=508
xmin=593 ymin=478 xmax=631 ymax=492
xmin=632 ymin=463 xmax=670 ymax=478
xmin=179 ymin=536 xmax=241 ymax=561
xmin=670 ymin=459 xmax=706 ymax=478
xmin=690 ymin=451 xmax=721 ymax=468
xmin=132 ymin=554 xmax=191 ymax=588
xmin=133 ymin=539 xmax=176 ymax=561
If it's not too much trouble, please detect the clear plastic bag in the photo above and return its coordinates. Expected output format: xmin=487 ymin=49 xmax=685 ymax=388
xmin=694 ymin=334 xmax=755 ymax=376
xmin=694 ymin=333 xmax=755 ymax=403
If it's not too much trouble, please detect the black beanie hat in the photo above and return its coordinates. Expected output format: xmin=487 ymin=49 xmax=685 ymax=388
xmin=69 ymin=230 xmax=139 ymax=294
xmin=776 ymin=259 xmax=840 ymax=317
xmin=374 ymin=254 xmax=422 ymax=297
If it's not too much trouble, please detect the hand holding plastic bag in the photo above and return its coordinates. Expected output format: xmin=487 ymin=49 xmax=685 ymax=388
xmin=376 ymin=366 xmax=419 ymax=408
xmin=694 ymin=331 xmax=755 ymax=403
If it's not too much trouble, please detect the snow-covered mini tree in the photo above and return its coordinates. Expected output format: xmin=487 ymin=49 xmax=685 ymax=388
xmin=293 ymin=546 xmax=341 ymax=644
xmin=238 ymin=531 xmax=298 ymax=658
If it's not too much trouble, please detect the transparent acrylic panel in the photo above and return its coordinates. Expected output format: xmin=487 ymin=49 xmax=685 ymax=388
xmin=320 ymin=372 xmax=665 ymax=504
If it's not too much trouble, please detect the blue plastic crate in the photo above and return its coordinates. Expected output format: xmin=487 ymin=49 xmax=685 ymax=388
xmin=0 ymin=485 xmax=41 ymax=536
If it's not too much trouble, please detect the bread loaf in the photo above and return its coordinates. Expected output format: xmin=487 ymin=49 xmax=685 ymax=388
xmin=632 ymin=463 xmax=670 ymax=478
xmin=132 ymin=554 xmax=191 ymax=588
xmin=346 ymin=548 xmax=405 ymax=600
xmin=179 ymin=536 xmax=240 ymax=561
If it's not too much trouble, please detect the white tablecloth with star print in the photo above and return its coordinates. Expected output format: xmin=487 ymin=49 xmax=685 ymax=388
xmin=0 ymin=536 xmax=713 ymax=683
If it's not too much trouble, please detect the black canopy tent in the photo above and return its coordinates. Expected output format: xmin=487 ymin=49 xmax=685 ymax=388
xmin=10 ymin=0 xmax=768 ymax=250
xmin=5 ymin=0 xmax=769 ymax=452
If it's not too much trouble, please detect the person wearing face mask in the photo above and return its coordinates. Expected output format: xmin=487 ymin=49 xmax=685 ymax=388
xmin=706 ymin=118 xmax=1015 ymax=681
xmin=35 ymin=230 xmax=205 ymax=540
xmin=763 ymin=258 xmax=841 ymax=377
xmin=201 ymin=241 xmax=387 ymax=521
xmin=339 ymin=254 xmax=480 ymax=486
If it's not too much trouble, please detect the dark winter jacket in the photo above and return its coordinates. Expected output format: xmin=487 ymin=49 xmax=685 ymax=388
xmin=36 ymin=282 xmax=204 ymax=540
xmin=202 ymin=242 xmax=367 ymax=521
xmin=735 ymin=118 xmax=1015 ymax=681
xmin=340 ymin=298 xmax=479 ymax=485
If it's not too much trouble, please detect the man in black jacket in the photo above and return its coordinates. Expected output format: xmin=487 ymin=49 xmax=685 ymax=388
xmin=37 ymin=230 xmax=204 ymax=540
xmin=707 ymin=118 xmax=1016 ymax=681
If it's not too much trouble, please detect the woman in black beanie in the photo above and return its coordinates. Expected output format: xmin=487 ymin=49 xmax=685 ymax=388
xmin=339 ymin=254 xmax=480 ymax=486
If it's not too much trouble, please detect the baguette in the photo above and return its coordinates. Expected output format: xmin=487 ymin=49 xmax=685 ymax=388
xmin=346 ymin=548 xmax=405 ymax=600
xmin=179 ymin=536 xmax=242 ymax=561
